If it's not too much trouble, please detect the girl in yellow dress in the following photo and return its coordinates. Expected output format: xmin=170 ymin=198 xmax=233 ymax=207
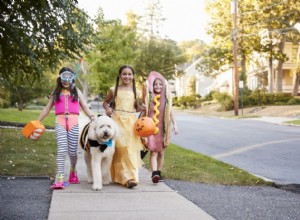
xmin=103 ymin=65 xmax=144 ymax=188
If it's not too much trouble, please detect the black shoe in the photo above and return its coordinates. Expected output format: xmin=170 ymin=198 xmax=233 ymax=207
xmin=157 ymin=170 xmax=164 ymax=182
xmin=151 ymin=171 xmax=159 ymax=183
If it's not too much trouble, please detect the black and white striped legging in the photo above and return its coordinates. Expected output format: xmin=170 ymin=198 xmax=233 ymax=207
xmin=55 ymin=123 xmax=79 ymax=175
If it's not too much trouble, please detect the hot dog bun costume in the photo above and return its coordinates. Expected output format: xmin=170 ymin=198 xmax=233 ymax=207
xmin=143 ymin=71 xmax=172 ymax=152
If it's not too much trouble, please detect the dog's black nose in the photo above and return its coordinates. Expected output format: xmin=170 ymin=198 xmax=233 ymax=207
xmin=103 ymin=131 xmax=109 ymax=138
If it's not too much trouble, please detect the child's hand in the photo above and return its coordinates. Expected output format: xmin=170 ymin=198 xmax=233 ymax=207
xmin=141 ymin=137 xmax=147 ymax=145
xmin=172 ymin=125 xmax=179 ymax=135
xmin=106 ymin=108 xmax=113 ymax=116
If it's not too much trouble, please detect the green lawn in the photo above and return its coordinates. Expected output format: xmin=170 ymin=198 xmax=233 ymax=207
xmin=0 ymin=108 xmax=56 ymax=127
xmin=0 ymin=128 xmax=57 ymax=177
xmin=285 ymin=119 xmax=300 ymax=125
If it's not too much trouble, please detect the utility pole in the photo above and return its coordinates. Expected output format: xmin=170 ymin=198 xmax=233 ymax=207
xmin=232 ymin=0 xmax=239 ymax=116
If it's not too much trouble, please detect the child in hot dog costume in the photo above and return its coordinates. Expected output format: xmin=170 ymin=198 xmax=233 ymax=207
xmin=142 ymin=71 xmax=178 ymax=183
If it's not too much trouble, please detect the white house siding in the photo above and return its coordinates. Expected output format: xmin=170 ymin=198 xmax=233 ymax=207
xmin=174 ymin=58 xmax=214 ymax=97
xmin=209 ymin=68 xmax=234 ymax=95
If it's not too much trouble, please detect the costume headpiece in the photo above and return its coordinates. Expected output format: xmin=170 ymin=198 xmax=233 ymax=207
xmin=143 ymin=71 xmax=172 ymax=146
xmin=59 ymin=71 xmax=75 ymax=83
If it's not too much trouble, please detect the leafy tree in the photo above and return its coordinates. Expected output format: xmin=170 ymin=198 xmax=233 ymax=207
xmin=199 ymin=0 xmax=235 ymax=76
xmin=134 ymin=0 xmax=186 ymax=81
xmin=135 ymin=37 xmax=186 ymax=82
xmin=86 ymin=9 xmax=138 ymax=96
xmin=178 ymin=40 xmax=207 ymax=62
xmin=202 ymin=0 xmax=257 ymax=79
xmin=139 ymin=0 xmax=166 ymax=39
xmin=246 ymin=0 xmax=300 ymax=93
xmin=0 ymin=68 xmax=56 ymax=110
xmin=201 ymin=0 xmax=300 ymax=95
xmin=197 ymin=45 xmax=232 ymax=76
xmin=0 ymin=0 xmax=94 ymax=109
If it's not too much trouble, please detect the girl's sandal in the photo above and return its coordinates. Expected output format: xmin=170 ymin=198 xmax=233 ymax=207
xmin=126 ymin=179 xmax=137 ymax=188
xmin=50 ymin=182 xmax=64 ymax=190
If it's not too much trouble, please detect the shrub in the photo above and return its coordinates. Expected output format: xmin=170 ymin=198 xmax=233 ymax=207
xmin=0 ymin=98 xmax=10 ymax=108
xmin=287 ymin=98 xmax=300 ymax=105
xmin=202 ymin=92 xmax=214 ymax=102
xmin=212 ymin=91 xmax=234 ymax=111
xmin=24 ymin=105 xmax=45 ymax=110
xmin=172 ymin=95 xmax=202 ymax=109
xmin=32 ymin=97 xmax=49 ymax=106
xmin=245 ymin=90 xmax=294 ymax=106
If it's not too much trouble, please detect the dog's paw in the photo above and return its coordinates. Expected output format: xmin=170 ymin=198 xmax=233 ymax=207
xmin=87 ymin=175 xmax=93 ymax=183
xmin=102 ymin=180 xmax=110 ymax=185
xmin=92 ymin=184 xmax=103 ymax=191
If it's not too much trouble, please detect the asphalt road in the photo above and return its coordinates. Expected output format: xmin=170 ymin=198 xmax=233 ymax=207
xmin=0 ymin=177 xmax=52 ymax=220
xmin=165 ymin=180 xmax=300 ymax=220
xmin=171 ymin=113 xmax=300 ymax=185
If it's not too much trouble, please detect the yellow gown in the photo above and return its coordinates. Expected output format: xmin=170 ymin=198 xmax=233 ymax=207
xmin=110 ymin=89 xmax=144 ymax=185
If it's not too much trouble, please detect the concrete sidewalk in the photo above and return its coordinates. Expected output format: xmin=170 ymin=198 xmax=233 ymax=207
xmin=47 ymin=115 xmax=214 ymax=220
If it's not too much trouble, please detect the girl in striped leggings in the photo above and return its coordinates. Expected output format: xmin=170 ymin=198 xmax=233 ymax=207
xmin=38 ymin=67 xmax=95 ymax=189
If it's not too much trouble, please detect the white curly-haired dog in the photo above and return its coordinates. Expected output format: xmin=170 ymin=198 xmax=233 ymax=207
xmin=80 ymin=115 xmax=119 ymax=191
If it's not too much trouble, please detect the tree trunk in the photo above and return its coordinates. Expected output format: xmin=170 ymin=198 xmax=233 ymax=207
xmin=15 ymin=88 xmax=24 ymax=111
xmin=276 ymin=36 xmax=286 ymax=93
xmin=292 ymin=44 xmax=300 ymax=96
xmin=268 ymin=55 xmax=273 ymax=93
xmin=292 ymin=72 xmax=300 ymax=96
xmin=18 ymin=101 xmax=24 ymax=111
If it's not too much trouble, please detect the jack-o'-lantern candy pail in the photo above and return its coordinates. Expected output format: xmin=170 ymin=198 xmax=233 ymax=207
xmin=134 ymin=117 xmax=156 ymax=137
xmin=22 ymin=120 xmax=45 ymax=140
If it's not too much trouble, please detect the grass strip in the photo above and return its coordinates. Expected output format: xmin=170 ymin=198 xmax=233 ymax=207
xmin=143 ymin=144 xmax=269 ymax=186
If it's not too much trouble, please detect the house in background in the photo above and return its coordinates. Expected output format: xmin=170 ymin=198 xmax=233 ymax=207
xmin=172 ymin=58 xmax=214 ymax=97
xmin=208 ymin=65 xmax=234 ymax=95
xmin=204 ymin=42 xmax=300 ymax=96
xmin=247 ymin=42 xmax=300 ymax=94
xmin=172 ymin=42 xmax=300 ymax=98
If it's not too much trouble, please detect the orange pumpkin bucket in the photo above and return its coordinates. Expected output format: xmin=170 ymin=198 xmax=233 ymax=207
xmin=134 ymin=117 xmax=156 ymax=137
xmin=22 ymin=120 xmax=45 ymax=140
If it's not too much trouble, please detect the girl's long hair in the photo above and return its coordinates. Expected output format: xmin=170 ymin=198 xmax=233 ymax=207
xmin=52 ymin=67 xmax=78 ymax=102
xmin=112 ymin=65 xmax=140 ymax=111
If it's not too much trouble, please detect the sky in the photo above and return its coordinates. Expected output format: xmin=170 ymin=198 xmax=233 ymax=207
xmin=77 ymin=0 xmax=211 ymax=43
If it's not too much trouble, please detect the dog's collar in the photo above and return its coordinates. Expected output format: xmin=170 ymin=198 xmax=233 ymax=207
xmin=88 ymin=139 xmax=113 ymax=152
xmin=104 ymin=139 xmax=113 ymax=147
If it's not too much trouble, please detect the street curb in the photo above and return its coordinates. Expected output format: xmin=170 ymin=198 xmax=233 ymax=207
xmin=0 ymin=121 xmax=55 ymax=129
xmin=273 ymin=183 xmax=300 ymax=194
xmin=0 ymin=176 xmax=51 ymax=180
